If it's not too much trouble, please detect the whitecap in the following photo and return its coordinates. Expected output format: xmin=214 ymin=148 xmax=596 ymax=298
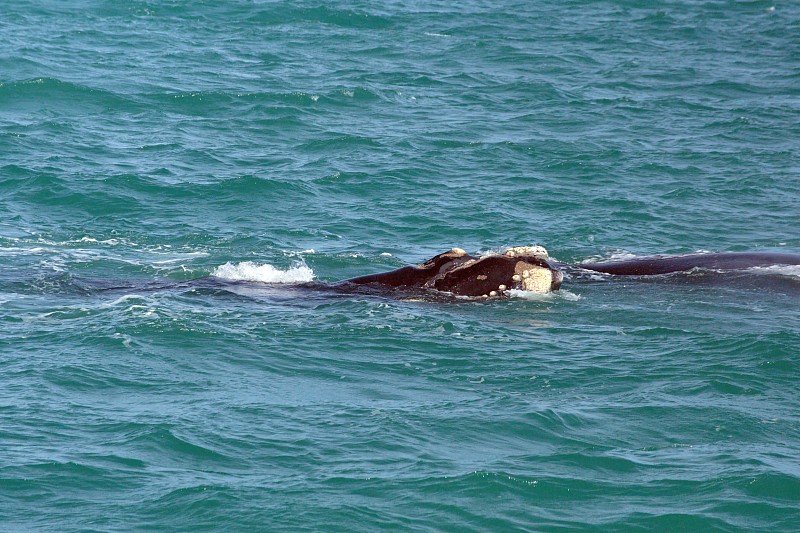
xmin=749 ymin=264 xmax=800 ymax=279
xmin=507 ymin=289 xmax=580 ymax=301
xmin=211 ymin=261 xmax=314 ymax=283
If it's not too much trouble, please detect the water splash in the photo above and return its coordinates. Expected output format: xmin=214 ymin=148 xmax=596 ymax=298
xmin=211 ymin=261 xmax=314 ymax=283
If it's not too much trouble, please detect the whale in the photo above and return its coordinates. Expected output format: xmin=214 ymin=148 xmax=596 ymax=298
xmin=340 ymin=246 xmax=800 ymax=297
xmin=49 ymin=245 xmax=800 ymax=301
xmin=575 ymin=252 xmax=800 ymax=276
xmin=341 ymin=246 xmax=561 ymax=297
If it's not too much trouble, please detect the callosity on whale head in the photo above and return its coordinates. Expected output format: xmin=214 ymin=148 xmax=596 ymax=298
xmin=504 ymin=246 xmax=562 ymax=294
xmin=429 ymin=245 xmax=563 ymax=297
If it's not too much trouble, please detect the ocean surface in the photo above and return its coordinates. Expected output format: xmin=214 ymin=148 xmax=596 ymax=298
xmin=1 ymin=0 xmax=799 ymax=530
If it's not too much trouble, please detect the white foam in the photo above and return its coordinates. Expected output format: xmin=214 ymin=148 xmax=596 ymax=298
xmin=507 ymin=289 xmax=552 ymax=301
xmin=151 ymin=252 xmax=209 ymax=265
xmin=77 ymin=236 xmax=125 ymax=245
xmin=102 ymin=294 xmax=147 ymax=308
xmin=212 ymin=261 xmax=314 ymax=283
xmin=507 ymin=289 xmax=581 ymax=301
xmin=35 ymin=236 xmax=136 ymax=247
xmin=605 ymin=251 xmax=638 ymax=261
xmin=557 ymin=290 xmax=582 ymax=301
xmin=749 ymin=265 xmax=800 ymax=279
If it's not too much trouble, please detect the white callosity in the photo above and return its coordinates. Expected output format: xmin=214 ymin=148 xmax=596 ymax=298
xmin=503 ymin=246 xmax=549 ymax=259
xmin=482 ymin=246 xmax=557 ymax=296
xmin=510 ymin=245 xmax=555 ymax=294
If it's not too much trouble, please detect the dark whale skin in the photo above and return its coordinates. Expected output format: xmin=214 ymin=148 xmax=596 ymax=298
xmin=577 ymin=252 xmax=800 ymax=276
xmin=342 ymin=248 xmax=559 ymax=296
xmin=343 ymin=249 xmax=474 ymax=288
xmin=338 ymin=249 xmax=800 ymax=298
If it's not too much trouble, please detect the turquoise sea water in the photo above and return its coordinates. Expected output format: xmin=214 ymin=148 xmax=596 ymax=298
xmin=2 ymin=0 xmax=799 ymax=530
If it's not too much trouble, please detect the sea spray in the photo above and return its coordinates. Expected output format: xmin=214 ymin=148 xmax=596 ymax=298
xmin=211 ymin=261 xmax=315 ymax=283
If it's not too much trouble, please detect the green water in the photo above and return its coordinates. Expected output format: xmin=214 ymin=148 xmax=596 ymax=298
xmin=1 ymin=1 xmax=799 ymax=530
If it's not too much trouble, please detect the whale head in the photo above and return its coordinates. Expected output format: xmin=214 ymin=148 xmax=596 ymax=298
xmin=431 ymin=246 xmax=562 ymax=297
xmin=343 ymin=245 xmax=562 ymax=298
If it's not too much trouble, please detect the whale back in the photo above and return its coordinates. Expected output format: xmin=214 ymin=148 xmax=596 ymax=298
xmin=578 ymin=252 xmax=800 ymax=276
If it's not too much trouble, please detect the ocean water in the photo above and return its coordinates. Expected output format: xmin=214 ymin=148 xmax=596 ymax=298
xmin=1 ymin=0 xmax=799 ymax=530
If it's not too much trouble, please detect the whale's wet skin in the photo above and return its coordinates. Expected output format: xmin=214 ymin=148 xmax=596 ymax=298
xmin=59 ymin=246 xmax=800 ymax=301
xmin=342 ymin=246 xmax=562 ymax=298
xmin=342 ymin=246 xmax=800 ymax=298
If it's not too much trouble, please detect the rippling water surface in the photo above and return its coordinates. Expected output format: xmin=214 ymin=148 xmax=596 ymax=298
xmin=1 ymin=1 xmax=799 ymax=530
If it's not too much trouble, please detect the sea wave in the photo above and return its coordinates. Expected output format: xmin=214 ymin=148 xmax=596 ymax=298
xmin=211 ymin=261 xmax=314 ymax=283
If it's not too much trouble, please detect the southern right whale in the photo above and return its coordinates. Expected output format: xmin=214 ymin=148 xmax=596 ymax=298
xmin=48 ymin=246 xmax=800 ymax=300
xmin=340 ymin=247 xmax=800 ymax=297
xmin=574 ymin=252 xmax=800 ymax=277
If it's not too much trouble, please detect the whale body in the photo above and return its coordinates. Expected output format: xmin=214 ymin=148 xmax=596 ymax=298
xmin=576 ymin=252 xmax=800 ymax=276
xmin=341 ymin=247 xmax=800 ymax=297
xmin=342 ymin=246 xmax=562 ymax=297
